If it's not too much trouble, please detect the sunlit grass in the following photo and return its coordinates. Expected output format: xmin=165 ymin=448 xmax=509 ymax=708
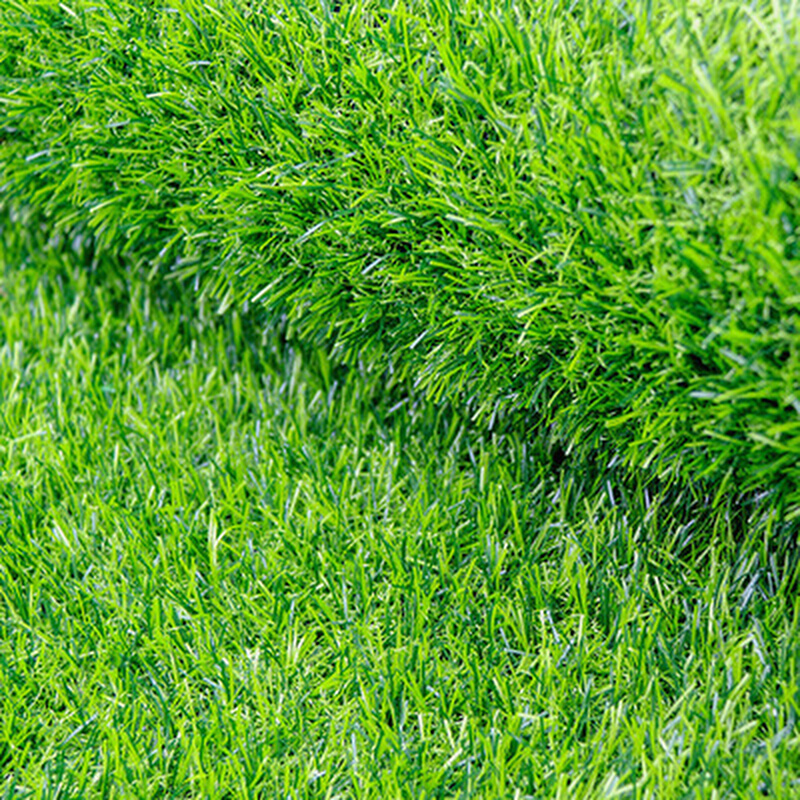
xmin=2 ymin=0 xmax=800 ymax=512
xmin=1 ymin=214 xmax=798 ymax=797
xmin=1 ymin=0 xmax=800 ymax=795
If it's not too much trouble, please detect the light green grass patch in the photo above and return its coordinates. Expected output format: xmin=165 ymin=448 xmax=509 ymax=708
xmin=0 ymin=216 xmax=798 ymax=797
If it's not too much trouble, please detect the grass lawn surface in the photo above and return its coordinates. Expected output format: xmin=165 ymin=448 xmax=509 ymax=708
xmin=0 ymin=217 xmax=798 ymax=798
xmin=1 ymin=0 xmax=800 ymax=796
xmin=3 ymin=0 xmax=800 ymax=505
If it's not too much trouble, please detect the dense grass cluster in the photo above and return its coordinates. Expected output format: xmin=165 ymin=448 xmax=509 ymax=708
xmin=2 ymin=0 xmax=800 ymax=796
xmin=2 ymin=0 xmax=799 ymax=514
xmin=1 ymin=210 xmax=799 ymax=797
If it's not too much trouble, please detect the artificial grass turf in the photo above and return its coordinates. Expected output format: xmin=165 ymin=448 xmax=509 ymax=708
xmin=1 ymin=0 xmax=799 ymax=518
xmin=1 ymin=214 xmax=799 ymax=797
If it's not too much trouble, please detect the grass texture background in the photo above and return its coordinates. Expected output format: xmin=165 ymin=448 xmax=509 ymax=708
xmin=0 ymin=210 xmax=798 ymax=797
xmin=1 ymin=0 xmax=800 ymax=796
xmin=2 ymin=0 xmax=799 ymax=514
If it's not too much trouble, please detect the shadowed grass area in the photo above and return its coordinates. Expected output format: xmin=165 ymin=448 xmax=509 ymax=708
xmin=1 ymin=214 xmax=798 ymax=798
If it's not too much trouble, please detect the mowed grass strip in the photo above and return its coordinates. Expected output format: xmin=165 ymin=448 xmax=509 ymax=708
xmin=0 ymin=220 xmax=798 ymax=797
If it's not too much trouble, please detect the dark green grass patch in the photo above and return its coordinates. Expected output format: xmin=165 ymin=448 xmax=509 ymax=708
xmin=1 ymin=210 xmax=799 ymax=798
xmin=2 ymin=0 xmax=800 ymax=516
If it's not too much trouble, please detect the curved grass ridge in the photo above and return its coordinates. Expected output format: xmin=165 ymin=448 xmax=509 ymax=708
xmin=1 ymin=0 xmax=799 ymax=513
xmin=1 ymin=219 xmax=799 ymax=797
